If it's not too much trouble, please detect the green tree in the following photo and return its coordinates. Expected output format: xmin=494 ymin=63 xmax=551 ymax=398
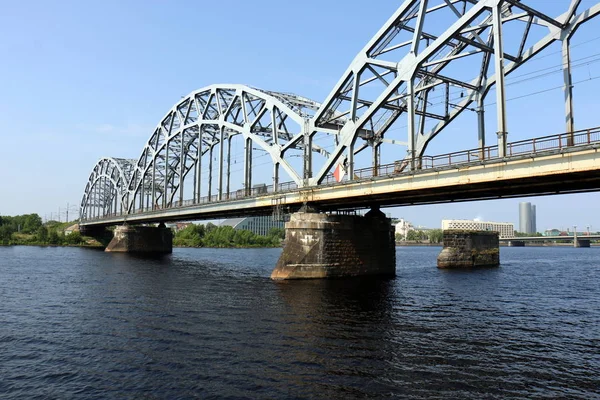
xmin=0 ymin=225 xmax=14 ymax=244
xmin=268 ymin=227 xmax=285 ymax=240
xmin=428 ymin=229 xmax=443 ymax=244
xmin=406 ymin=230 xmax=420 ymax=241
xmin=64 ymin=231 xmax=82 ymax=245
xmin=173 ymin=224 xmax=205 ymax=247
xmin=36 ymin=226 xmax=49 ymax=243
xmin=205 ymin=222 xmax=217 ymax=233
xmin=22 ymin=214 xmax=42 ymax=234
xmin=48 ymin=229 xmax=62 ymax=245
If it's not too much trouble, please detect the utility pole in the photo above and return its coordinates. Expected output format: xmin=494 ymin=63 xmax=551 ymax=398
xmin=66 ymin=202 xmax=69 ymax=223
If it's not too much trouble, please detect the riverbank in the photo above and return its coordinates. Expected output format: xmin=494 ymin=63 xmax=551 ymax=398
xmin=0 ymin=243 xmax=103 ymax=248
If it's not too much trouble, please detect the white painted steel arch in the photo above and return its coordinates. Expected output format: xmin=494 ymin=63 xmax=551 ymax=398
xmin=80 ymin=1 xmax=600 ymax=221
xmin=124 ymin=84 xmax=328 ymax=214
xmin=80 ymin=157 xmax=136 ymax=220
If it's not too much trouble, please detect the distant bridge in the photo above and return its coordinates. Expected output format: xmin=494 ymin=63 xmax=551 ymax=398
xmin=80 ymin=1 xmax=600 ymax=229
xmin=501 ymin=235 xmax=600 ymax=241
xmin=501 ymin=234 xmax=599 ymax=248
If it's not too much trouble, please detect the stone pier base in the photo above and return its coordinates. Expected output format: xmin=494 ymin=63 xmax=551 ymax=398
xmin=105 ymin=224 xmax=173 ymax=254
xmin=437 ymin=230 xmax=499 ymax=268
xmin=271 ymin=208 xmax=396 ymax=280
xmin=575 ymin=239 xmax=591 ymax=248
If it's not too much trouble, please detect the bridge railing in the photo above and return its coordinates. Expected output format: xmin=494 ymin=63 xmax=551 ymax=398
xmin=82 ymin=127 xmax=600 ymax=222
xmin=357 ymin=126 xmax=600 ymax=178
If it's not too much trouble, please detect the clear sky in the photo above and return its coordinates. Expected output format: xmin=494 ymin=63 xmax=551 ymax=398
xmin=1 ymin=0 xmax=600 ymax=232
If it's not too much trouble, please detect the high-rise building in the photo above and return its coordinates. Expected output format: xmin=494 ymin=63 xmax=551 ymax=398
xmin=519 ymin=202 xmax=537 ymax=234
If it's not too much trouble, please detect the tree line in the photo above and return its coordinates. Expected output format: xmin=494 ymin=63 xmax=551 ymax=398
xmin=0 ymin=214 xmax=83 ymax=246
xmin=396 ymin=228 xmax=443 ymax=243
xmin=174 ymin=223 xmax=285 ymax=248
xmin=1 ymin=213 xmax=285 ymax=248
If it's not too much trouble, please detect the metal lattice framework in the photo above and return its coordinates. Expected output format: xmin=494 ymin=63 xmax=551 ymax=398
xmin=81 ymin=0 xmax=600 ymax=221
xmin=123 ymin=85 xmax=332 ymax=214
xmin=80 ymin=157 xmax=136 ymax=220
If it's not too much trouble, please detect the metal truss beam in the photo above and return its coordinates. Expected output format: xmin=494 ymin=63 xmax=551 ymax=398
xmin=80 ymin=1 xmax=600 ymax=221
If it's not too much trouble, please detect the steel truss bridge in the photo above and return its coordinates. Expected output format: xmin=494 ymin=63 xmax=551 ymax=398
xmin=80 ymin=0 xmax=600 ymax=228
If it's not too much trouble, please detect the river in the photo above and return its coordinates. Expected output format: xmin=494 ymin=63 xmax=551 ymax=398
xmin=1 ymin=246 xmax=599 ymax=399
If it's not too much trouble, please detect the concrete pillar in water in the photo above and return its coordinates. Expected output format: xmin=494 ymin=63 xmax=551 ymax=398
xmin=105 ymin=223 xmax=173 ymax=254
xmin=271 ymin=206 xmax=396 ymax=280
xmin=508 ymin=240 xmax=525 ymax=247
xmin=575 ymin=239 xmax=590 ymax=248
xmin=437 ymin=230 xmax=499 ymax=268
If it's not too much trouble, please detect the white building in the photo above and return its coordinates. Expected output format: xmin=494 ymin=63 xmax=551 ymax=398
xmin=441 ymin=219 xmax=514 ymax=239
xmin=395 ymin=218 xmax=413 ymax=239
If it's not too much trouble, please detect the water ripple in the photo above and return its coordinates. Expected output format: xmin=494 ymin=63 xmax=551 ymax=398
xmin=0 ymin=246 xmax=599 ymax=398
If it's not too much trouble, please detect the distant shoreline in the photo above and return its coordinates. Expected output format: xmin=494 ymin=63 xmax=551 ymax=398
xmin=395 ymin=242 xmax=599 ymax=248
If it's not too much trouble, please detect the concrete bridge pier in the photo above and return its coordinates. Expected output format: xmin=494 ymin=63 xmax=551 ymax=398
xmin=437 ymin=230 xmax=500 ymax=268
xmin=508 ymin=240 xmax=525 ymax=247
xmin=575 ymin=239 xmax=591 ymax=248
xmin=271 ymin=206 xmax=396 ymax=280
xmin=105 ymin=223 xmax=173 ymax=254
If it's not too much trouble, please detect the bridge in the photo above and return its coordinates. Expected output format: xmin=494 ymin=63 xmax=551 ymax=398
xmin=81 ymin=127 xmax=600 ymax=226
xmin=77 ymin=1 xmax=600 ymax=278
xmin=501 ymin=234 xmax=600 ymax=248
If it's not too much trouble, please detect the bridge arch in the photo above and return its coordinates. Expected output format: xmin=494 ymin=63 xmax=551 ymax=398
xmin=125 ymin=84 xmax=325 ymax=214
xmin=80 ymin=157 xmax=136 ymax=221
xmin=309 ymin=0 xmax=600 ymax=184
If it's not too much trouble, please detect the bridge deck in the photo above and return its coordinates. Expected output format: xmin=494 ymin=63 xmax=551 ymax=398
xmin=81 ymin=137 xmax=600 ymax=227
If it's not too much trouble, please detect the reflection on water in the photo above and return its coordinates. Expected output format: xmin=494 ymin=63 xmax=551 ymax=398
xmin=0 ymin=246 xmax=599 ymax=398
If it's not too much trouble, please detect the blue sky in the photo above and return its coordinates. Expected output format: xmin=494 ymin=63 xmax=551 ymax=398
xmin=1 ymin=0 xmax=600 ymax=231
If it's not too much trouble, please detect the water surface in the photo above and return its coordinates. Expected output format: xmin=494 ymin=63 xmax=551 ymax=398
xmin=1 ymin=246 xmax=599 ymax=398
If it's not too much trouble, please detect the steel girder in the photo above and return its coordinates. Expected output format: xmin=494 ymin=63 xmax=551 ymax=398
xmin=80 ymin=1 xmax=600 ymax=221
xmin=80 ymin=157 xmax=136 ymax=220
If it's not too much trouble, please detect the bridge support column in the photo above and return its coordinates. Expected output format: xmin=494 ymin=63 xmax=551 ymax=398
xmin=508 ymin=240 xmax=525 ymax=247
xmin=105 ymin=223 xmax=172 ymax=254
xmin=437 ymin=230 xmax=499 ymax=268
xmin=271 ymin=206 xmax=396 ymax=280
xmin=575 ymin=239 xmax=590 ymax=248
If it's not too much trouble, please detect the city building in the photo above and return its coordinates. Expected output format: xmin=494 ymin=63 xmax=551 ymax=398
xmin=220 ymin=215 xmax=285 ymax=236
xmin=395 ymin=218 xmax=413 ymax=239
xmin=442 ymin=219 xmax=515 ymax=239
xmin=519 ymin=202 xmax=537 ymax=234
